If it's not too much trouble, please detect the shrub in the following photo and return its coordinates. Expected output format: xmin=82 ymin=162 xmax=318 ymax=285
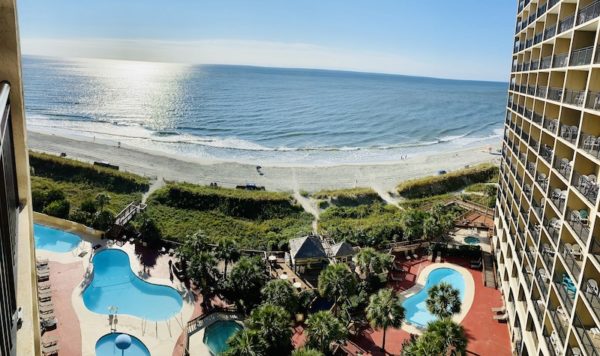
xmin=92 ymin=210 xmax=115 ymax=231
xmin=80 ymin=199 xmax=97 ymax=214
xmin=29 ymin=152 xmax=150 ymax=193
xmin=397 ymin=163 xmax=499 ymax=199
xmin=313 ymin=187 xmax=382 ymax=206
xmin=43 ymin=199 xmax=70 ymax=219
xmin=46 ymin=189 xmax=66 ymax=203
xmin=32 ymin=189 xmax=47 ymax=211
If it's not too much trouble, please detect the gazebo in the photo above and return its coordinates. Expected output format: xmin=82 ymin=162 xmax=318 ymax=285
xmin=287 ymin=235 xmax=328 ymax=273
xmin=329 ymin=241 xmax=355 ymax=263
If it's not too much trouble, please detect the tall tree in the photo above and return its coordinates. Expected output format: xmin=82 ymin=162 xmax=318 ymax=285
xmin=400 ymin=209 xmax=424 ymax=240
xmin=354 ymin=247 xmax=393 ymax=278
xmin=246 ymin=304 xmax=292 ymax=354
xmin=177 ymin=230 xmax=210 ymax=261
xmin=425 ymin=282 xmax=462 ymax=319
xmin=227 ymin=256 xmax=268 ymax=312
xmin=95 ymin=192 xmax=111 ymax=212
xmin=401 ymin=330 xmax=446 ymax=356
xmin=366 ymin=288 xmax=405 ymax=353
xmin=224 ymin=329 xmax=267 ymax=356
xmin=261 ymin=279 xmax=298 ymax=313
xmin=186 ymin=251 xmax=217 ymax=290
xmin=215 ymin=237 xmax=240 ymax=279
xmin=305 ymin=311 xmax=348 ymax=354
xmin=422 ymin=216 xmax=442 ymax=240
xmin=426 ymin=318 xmax=468 ymax=355
xmin=317 ymin=263 xmax=357 ymax=315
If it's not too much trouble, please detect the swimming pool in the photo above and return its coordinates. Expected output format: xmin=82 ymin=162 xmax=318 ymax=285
xmin=95 ymin=333 xmax=150 ymax=356
xmin=203 ymin=320 xmax=242 ymax=355
xmin=402 ymin=268 xmax=466 ymax=327
xmin=34 ymin=224 xmax=81 ymax=253
xmin=464 ymin=236 xmax=480 ymax=245
xmin=83 ymin=249 xmax=183 ymax=321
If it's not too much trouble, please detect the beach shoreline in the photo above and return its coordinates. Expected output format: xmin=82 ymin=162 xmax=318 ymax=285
xmin=27 ymin=130 xmax=502 ymax=193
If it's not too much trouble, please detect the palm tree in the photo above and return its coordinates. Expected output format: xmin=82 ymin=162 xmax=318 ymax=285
xmin=215 ymin=237 xmax=240 ymax=279
xmin=425 ymin=282 xmax=461 ymax=319
xmin=400 ymin=209 xmax=424 ymax=240
xmin=292 ymin=348 xmax=324 ymax=356
xmin=422 ymin=216 xmax=441 ymax=240
xmin=401 ymin=330 xmax=446 ymax=356
xmin=306 ymin=311 xmax=347 ymax=353
xmin=227 ymin=256 xmax=268 ymax=312
xmin=366 ymin=288 xmax=405 ymax=353
xmin=261 ymin=279 xmax=298 ymax=313
xmin=317 ymin=263 xmax=357 ymax=314
xmin=186 ymin=251 xmax=217 ymax=290
xmin=224 ymin=329 xmax=267 ymax=356
xmin=354 ymin=247 xmax=392 ymax=278
xmin=94 ymin=192 xmax=111 ymax=212
xmin=426 ymin=318 xmax=468 ymax=354
xmin=178 ymin=230 xmax=210 ymax=261
xmin=246 ymin=304 xmax=292 ymax=354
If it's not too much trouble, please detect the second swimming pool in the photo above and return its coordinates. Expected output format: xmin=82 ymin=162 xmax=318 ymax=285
xmin=83 ymin=249 xmax=183 ymax=321
xmin=402 ymin=267 xmax=466 ymax=327
xmin=34 ymin=223 xmax=81 ymax=253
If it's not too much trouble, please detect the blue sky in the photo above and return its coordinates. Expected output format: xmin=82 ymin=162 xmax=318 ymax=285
xmin=18 ymin=0 xmax=516 ymax=81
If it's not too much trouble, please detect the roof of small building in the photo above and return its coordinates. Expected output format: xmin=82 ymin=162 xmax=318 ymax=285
xmin=330 ymin=241 xmax=355 ymax=257
xmin=289 ymin=235 xmax=327 ymax=260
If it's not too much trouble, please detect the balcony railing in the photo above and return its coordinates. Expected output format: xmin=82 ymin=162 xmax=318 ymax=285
xmin=532 ymin=197 xmax=544 ymax=217
xmin=572 ymin=172 xmax=599 ymax=206
xmin=572 ymin=314 xmax=600 ymax=356
xmin=558 ymin=15 xmax=575 ymax=33
xmin=566 ymin=207 xmax=591 ymax=243
xmin=545 ymin=335 xmax=559 ymax=356
xmin=577 ymin=0 xmax=600 ymax=26
xmin=582 ymin=278 xmax=600 ymax=323
xmin=544 ymin=25 xmax=557 ymax=40
xmin=526 ymin=39 xmax=533 ymax=49
xmin=541 ymin=55 xmax=553 ymax=69
xmin=539 ymin=240 xmax=555 ymax=269
xmin=532 ymin=112 xmax=543 ymax=124
xmin=554 ymin=275 xmax=575 ymax=311
xmin=549 ymin=308 xmax=569 ymax=342
xmin=527 ymin=85 xmax=536 ymax=96
xmin=580 ymin=133 xmax=600 ymax=159
xmin=550 ymin=188 xmax=567 ymax=212
xmin=559 ymin=124 xmax=578 ymax=144
xmin=540 ymin=145 xmax=554 ymax=163
xmin=558 ymin=240 xmax=582 ymax=281
xmin=570 ymin=46 xmax=594 ymax=66
xmin=563 ymin=89 xmax=586 ymax=107
xmin=532 ymin=298 xmax=545 ymax=326
xmin=534 ymin=32 xmax=543 ymax=45
xmin=548 ymin=87 xmax=562 ymax=102
xmin=543 ymin=118 xmax=559 ymax=134
xmin=537 ymin=85 xmax=548 ymax=98
xmin=591 ymin=237 xmax=600 ymax=265
xmin=537 ymin=3 xmax=548 ymax=17
xmin=543 ymin=217 xmax=561 ymax=245
xmin=536 ymin=270 xmax=550 ymax=295
xmin=549 ymin=0 xmax=560 ymax=10
xmin=595 ymin=46 xmax=600 ymax=64
xmin=531 ymin=59 xmax=540 ymax=70
xmin=552 ymin=53 xmax=569 ymax=68
xmin=586 ymin=91 xmax=600 ymax=111
xmin=553 ymin=156 xmax=572 ymax=181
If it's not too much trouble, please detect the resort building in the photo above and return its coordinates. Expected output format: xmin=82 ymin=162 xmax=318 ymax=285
xmin=496 ymin=0 xmax=600 ymax=354
xmin=0 ymin=0 xmax=39 ymax=355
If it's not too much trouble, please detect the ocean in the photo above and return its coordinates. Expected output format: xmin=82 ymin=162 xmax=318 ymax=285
xmin=23 ymin=55 xmax=507 ymax=166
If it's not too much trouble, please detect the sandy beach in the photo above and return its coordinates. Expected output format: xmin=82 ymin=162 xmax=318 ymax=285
xmin=27 ymin=131 xmax=502 ymax=193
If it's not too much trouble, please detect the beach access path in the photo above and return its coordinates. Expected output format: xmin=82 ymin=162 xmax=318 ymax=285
xmin=28 ymin=131 xmax=501 ymax=193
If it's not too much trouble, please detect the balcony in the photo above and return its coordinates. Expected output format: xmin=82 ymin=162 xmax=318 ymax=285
xmin=591 ymin=237 xmax=600 ymax=265
xmin=532 ymin=112 xmax=543 ymax=124
xmin=540 ymin=145 xmax=554 ymax=163
xmin=537 ymin=85 xmax=548 ymax=98
xmin=537 ymin=3 xmax=547 ymax=17
xmin=572 ymin=314 xmax=600 ymax=356
xmin=531 ymin=59 xmax=540 ymax=70
xmin=550 ymin=187 xmax=568 ymax=212
xmin=532 ymin=196 xmax=544 ymax=217
xmin=582 ymin=277 xmax=600 ymax=325
xmin=539 ymin=241 xmax=555 ymax=271
xmin=595 ymin=46 xmax=600 ymax=64
xmin=552 ymin=53 xmax=569 ymax=68
xmin=548 ymin=87 xmax=563 ymax=102
xmin=544 ymin=216 xmax=561 ymax=245
xmin=545 ymin=334 xmax=559 ymax=356
xmin=558 ymin=15 xmax=575 ymax=34
xmin=558 ymin=240 xmax=582 ymax=280
xmin=566 ymin=207 xmax=591 ymax=243
xmin=536 ymin=269 xmax=550 ymax=295
xmin=541 ymin=55 xmax=553 ymax=69
xmin=563 ymin=89 xmax=586 ymax=107
xmin=537 ymin=172 xmax=549 ymax=191
xmin=543 ymin=117 xmax=559 ymax=134
xmin=570 ymin=46 xmax=594 ymax=66
xmin=572 ymin=172 xmax=599 ymax=206
xmin=553 ymin=273 xmax=576 ymax=311
xmin=579 ymin=133 xmax=600 ymax=159
xmin=577 ymin=0 xmax=600 ymax=26
xmin=553 ymin=156 xmax=572 ymax=181
xmin=549 ymin=307 xmax=569 ymax=341
xmin=526 ymin=39 xmax=533 ymax=49
xmin=527 ymin=85 xmax=536 ymax=96
xmin=586 ymin=91 xmax=600 ymax=111
xmin=544 ymin=25 xmax=557 ymax=40
xmin=559 ymin=124 xmax=578 ymax=144
xmin=532 ymin=298 xmax=545 ymax=326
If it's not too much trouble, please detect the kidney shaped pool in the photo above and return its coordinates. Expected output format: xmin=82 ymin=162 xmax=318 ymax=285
xmin=83 ymin=249 xmax=183 ymax=321
xmin=402 ymin=267 xmax=466 ymax=327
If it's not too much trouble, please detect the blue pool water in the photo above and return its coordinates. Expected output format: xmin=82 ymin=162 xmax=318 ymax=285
xmin=402 ymin=268 xmax=466 ymax=327
xmin=464 ymin=236 xmax=480 ymax=245
xmin=203 ymin=321 xmax=243 ymax=355
xmin=95 ymin=333 xmax=150 ymax=356
xmin=83 ymin=249 xmax=183 ymax=321
xmin=34 ymin=223 xmax=81 ymax=252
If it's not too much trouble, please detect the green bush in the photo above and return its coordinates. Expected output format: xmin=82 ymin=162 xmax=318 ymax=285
xmin=92 ymin=210 xmax=115 ymax=231
xmin=29 ymin=152 xmax=150 ymax=193
xmin=313 ymin=187 xmax=381 ymax=206
xmin=397 ymin=163 xmax=499 ymax=199
xmin=43 ymin=199 xmax=70 ymax=219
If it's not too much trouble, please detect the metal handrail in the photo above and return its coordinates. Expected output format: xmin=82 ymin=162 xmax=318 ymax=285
xmin=570 ymin=46 xmax=594 ymax=66
xmin=558 ymin=14 xmax=575 ymax=33
xmin=577 ymin=0 xmax=600 ymax=26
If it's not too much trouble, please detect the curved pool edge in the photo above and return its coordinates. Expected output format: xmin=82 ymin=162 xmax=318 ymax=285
xmin=95 ymin=332 xmax=150 ymax=356
xmin=82 ymin=248 xmax=184 ymax=321
xmin=398 ymin=263 xmax=475 ymax=334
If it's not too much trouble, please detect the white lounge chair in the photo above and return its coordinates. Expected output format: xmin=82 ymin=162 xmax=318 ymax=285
xmin=587 ymin=279 xmax=599 ymax=295
xmin=570 ymin=244 xmax=583 ymax=259
xmin=493 ymin=313 xmax=507 ymax=321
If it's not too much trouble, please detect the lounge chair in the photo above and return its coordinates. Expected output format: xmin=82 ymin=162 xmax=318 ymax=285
xmin=37 ymin=271 xmax=50 ymax=282
xmin=39 ymin=303 xmax=54 ymax=315
xmin=41 ymin=342 xmax=59 ymax=356
xmin=493 ymin=313 xmax=507 ymax=321
xmin=38 ymin=294 xmax=51 ymax=303
xmin=38 ymin=282 xmax=51 ymax=290
xmin=37 ymin=259 xmax=49 ymax=267
xmin=491 ymin=306 xmax=505 ymax=313
xmin=42 ymin=337 xmax=58 ymax=348
xmin=470 ymin=260 xmax=482 ymax=269
xmin=570 ymin=244 xmax=583 ymax=259
xmin=587 ymin=279 xmax=599 ymax=295
xmin=390 ymin=273 xmax=404 ymax=282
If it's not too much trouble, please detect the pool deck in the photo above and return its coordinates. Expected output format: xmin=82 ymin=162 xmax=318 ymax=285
xmin=314 ymin=256 xmax=511 ymax=356
xmin=36 ymin=223 xmax=196 ymax=356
